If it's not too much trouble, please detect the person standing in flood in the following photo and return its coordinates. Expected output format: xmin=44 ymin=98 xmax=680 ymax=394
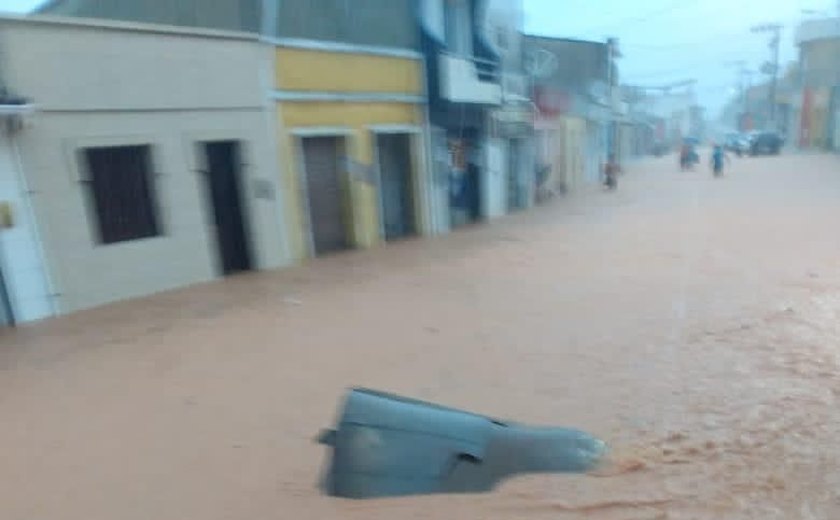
xmin=604 ymin=154 xmax=620 ymax=190
xmin=679 ymin=143 xmax=690 ymax=171
xmin=710 ymin=142 xmax=729 ymax=177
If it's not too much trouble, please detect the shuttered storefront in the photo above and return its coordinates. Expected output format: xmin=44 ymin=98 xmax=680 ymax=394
xmin=302 ymin=137 xmax=347 ymax=255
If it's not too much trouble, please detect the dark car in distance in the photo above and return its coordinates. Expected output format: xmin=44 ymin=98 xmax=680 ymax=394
xmin=724 ymin=132 xmax=750 ymax=156
xmin=750 ymin=131 xmax=783 ymax=156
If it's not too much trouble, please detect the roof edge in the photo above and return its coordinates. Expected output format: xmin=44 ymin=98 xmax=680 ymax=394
xmin=0 ymin=12 xmax=259 ymax=41
xmin=523 ymin=33 xmax=607 ymax=46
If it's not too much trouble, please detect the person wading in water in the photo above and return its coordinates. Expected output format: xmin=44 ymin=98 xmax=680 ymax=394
xmin=604 ymin=154 xmax=620 ymax=190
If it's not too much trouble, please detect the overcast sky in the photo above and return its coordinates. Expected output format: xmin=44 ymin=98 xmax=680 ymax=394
xmin=1 ymin=0 xmax=838 ymax=114
xmin=0 ymin=0 xmax=42 ymax=13
xmin=524 ymin=0 xmax=837 ymax=114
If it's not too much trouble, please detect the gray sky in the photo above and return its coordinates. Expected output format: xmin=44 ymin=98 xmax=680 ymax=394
xmin=525 ymin=0 xmax=837 ymax=114
xmin=0 ymin=0 xmax=43 ymax=13
xmin=1 ymin=0 xmax=837 ymax=114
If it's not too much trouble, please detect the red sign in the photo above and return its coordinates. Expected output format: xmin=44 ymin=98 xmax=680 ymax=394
xmin=533 ymin=86 xmax=570 ymax=118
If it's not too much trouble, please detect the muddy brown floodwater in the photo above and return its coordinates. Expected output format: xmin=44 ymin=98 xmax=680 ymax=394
xmin=2 ymin=153 xmax=840 ymax=520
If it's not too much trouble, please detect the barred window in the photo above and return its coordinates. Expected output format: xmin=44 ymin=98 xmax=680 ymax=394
xmin=83 ymin=145 xmax=161 ymax=245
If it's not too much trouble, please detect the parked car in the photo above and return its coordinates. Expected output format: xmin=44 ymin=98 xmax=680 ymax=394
xmin=750 ymin=131 xmax=783 ymax=156
xmin=724 ymin=132 xmax=750 ymax=156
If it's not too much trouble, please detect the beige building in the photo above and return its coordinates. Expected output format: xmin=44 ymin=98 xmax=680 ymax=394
xmin=0 ymin=15 xmax=289 ymax=317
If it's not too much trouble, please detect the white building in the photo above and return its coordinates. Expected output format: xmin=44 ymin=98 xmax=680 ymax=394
xmin=0 ymin=14 xmax=288 ymax=323
xmin=0 ymin=102 xmax=54 ymax=325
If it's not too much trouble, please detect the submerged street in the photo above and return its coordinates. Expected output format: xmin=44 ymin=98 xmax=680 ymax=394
xmin=2 ymin=152 xmax=840 ymax=519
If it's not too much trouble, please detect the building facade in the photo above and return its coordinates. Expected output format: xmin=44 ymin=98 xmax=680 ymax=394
xmin=485 ymin=0 xmax=535 ymax=211
xmin=526 ymin=35 xmax=611 ymax=191
xmin=38 ymin=0 xmax=261 ymax=31
xmin=419 ymin=0 xmax=519 ymax=230
xmin=41 ymin=0 xmax=435 ymax=260
xmin=636 ymin=87 xmax=697 ymax=150
xmin=269 ymin=0 xmax=430 ymax=260
xmin=0 ymin=99 xmax=54 ymax=326
xmin=0 ymin=15 xmax=287 ymax=318
xmin=795 ymin=17 xmax=840 ymax=150
xmin=5 ymin=1 xmax=551 ymax=323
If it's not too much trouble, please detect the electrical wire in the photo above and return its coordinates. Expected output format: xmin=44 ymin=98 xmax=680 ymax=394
xmin=579 ymin=0 xmax=696 ymax=36
xmin=622 ymin=31 xmax=762 ymax=51
xmin=624 ymin=58 xmax=741 ymax=82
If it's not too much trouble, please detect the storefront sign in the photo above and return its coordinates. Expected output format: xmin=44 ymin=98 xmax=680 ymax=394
xmin=533 ymin=86 xmax=570 ymax=117
xmin=491 ymin=108 xmax=533 ymax=138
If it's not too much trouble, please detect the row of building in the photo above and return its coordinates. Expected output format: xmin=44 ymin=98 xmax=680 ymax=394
xmin=719 ymin=11 xmax=840 ymax=151
xmin=794 ymin=14 xmax=840 ymax=150
xmin=0 ymin=0 xmax=631 ymax=326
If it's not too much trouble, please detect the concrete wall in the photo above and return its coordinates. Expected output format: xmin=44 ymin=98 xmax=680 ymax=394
xmin=276 ymin=49 xmax=422 ymax=94
xmin=808 ymin=87 xmax=833 ymax=148
xmin=639 ymin=91 xmax=696 ymax=143
xmin=524 ymin=36 xmax=609 ymax=96
xmin=419 ymin=0 xmax=445 ymax=42
xmin=1 ymin=17 xmax=265 ymax=110
xmin=276 ymin=0 xmax=417 ymax=49
xmin=274 ymin=47 xmax=428 ymax=261
xmin=796 ymin=18 xmax=840 ymax=47
xmin=39 ymin=0 xmax=418 ymax=48
xmin=0 ymin=130 xmax=54 ymax=323
xmin=427 ymin=125 xmax=451 ymax=235
xmin=485 ymin=0 xmax=526 ymax=100
xmin=483 ymin=137 xmax=507 ymax=218
xmin=0 ymin=17 xmax=288 ymax=314
xmin=586 ymin=121 xmax=604 ymax=184
xmin=801 ymin=37 xmax=840 ymax=87
xmin=39 ymin=0 xmax=260 ymax=32
xmin=562 ymin=117 xmax=587 ymax=190
xmin=535 ymin=115 xmax=586 ymax=194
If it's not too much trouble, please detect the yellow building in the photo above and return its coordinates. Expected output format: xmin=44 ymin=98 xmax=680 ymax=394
xmin=272 ymin=42 xmax=430 ymax=261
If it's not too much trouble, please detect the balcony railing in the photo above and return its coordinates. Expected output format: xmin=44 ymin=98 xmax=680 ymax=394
xmin=502 ymin=72 xmax=528 ymax=102
xmin=439 ymin=52 xmax=502 ymax=105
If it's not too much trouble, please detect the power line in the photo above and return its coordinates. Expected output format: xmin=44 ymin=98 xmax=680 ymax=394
xmin=580 ymin=0 xmax=696 ymax=35
xmin=625 ymin=57 xmax=748 ymax=81
xmin=622 ymin=32 xmax=759 ymax=51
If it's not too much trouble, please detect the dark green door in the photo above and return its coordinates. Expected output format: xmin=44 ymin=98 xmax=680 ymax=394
xmin=377 ymin=134 xmax=416 ymax=241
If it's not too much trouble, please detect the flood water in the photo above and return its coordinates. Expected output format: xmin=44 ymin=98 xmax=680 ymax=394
xmin=2 ymin=153 xmax=840 ymax=519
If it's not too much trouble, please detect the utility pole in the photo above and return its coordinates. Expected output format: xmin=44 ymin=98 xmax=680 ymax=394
xmin=606 ymin=37 xmax=619 ymax=162
xmin=751 ymin=23 xmax=782 ymax=130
